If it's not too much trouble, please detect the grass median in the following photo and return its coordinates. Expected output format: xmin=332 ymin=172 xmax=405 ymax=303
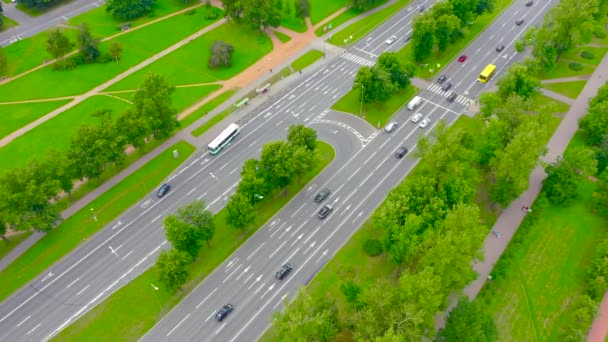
xmin=53 ymin=142 xmax=336 ymax=342
xmin=543 ymin=80 xmax=587 ymax=99
xmin=0 ymin=141 xmax=196 ymax=303
xmin=291 ymin=49 xmax=324 ymax=71
xmin=180 ymin=88 xmax=238 ymax=128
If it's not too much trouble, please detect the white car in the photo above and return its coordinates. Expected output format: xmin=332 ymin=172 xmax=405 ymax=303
xmin=419 ymin=118 xmax=431 ymax=128
xmin=385 ymin=35 xmax=397 ymax=45
xmin=411 ymin=113 xmax=423 ymax=123
xmin=384 ymin=122 xmax=398 ymax=133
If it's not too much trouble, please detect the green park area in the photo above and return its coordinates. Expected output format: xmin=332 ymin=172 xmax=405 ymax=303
xmin=54 ymin=142 xmax=335 ymax=342
xmin=0 ymin=141 xmax=196 ymax=303
xmin=0 ymin=99 xmax=71 ymax=139
xmin=543 ymin=80 xmax=587 ymax=99
xmin=274 ymin=31 xmax=291 ymax=43
xmin=280 ymin=0 xmax=347 ymax=32
xmin=291 ymin=49 xmax=324 ymax=71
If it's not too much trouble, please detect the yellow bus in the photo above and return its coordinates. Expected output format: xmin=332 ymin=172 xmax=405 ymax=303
xmin=478 ymin=64 xmax=496 ymax=83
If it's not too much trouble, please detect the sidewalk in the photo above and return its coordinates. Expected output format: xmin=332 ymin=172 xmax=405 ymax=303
xmin=435 ymin=41 xmax=608 ymax=334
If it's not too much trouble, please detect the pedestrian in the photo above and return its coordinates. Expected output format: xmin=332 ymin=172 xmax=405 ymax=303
xmin=299 ymin=70 xmax=302 ymax=75
xmin=521 ymin=206 xmax=526 ymax=211
xmin=270 ymin=68 xmax=273 ymax=72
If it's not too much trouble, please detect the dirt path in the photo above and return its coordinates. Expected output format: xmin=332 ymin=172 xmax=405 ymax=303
xmin=588 ymin=294 xmax=608 ymax=342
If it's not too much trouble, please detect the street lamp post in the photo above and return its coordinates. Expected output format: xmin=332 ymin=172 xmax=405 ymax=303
xmin=90 ymin=208 xmax=98 ymax=223
xmin=417 ymin=63 xmax=428 ymax=76
xmin=150 ymin=284 xmax=162 ymax=310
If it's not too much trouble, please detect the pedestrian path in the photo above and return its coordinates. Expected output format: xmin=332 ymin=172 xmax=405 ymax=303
xmin=426 ymin=84 xmax=471 ymax=105
xmin=341 ymin=52 xmax=375 ymax=66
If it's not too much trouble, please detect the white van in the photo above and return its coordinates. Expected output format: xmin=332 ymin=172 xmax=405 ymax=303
xmin=407 ymin=96 xmax=422 ymax=110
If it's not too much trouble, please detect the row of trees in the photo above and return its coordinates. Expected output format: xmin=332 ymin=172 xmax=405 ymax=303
xmin=353 ymin=52 xmax=412 ymax=104
xmin=221 ymin=0 xmax=311 ymax=30
xmin=411 ymin=0 xmax=494 ymax=61
xmin=226 ymin=125 xmax=319 ymax=229
xmin=0 ymin=73 xmax=178 ymax=240
xmin=156 ymin=200 xmax=215 ymax=290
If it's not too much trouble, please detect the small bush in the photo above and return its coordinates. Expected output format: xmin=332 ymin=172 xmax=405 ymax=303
xmin=594 ymin=27 xmax=606 ymax=38
xmin=363 ymin=239 xmax=383 ymax=256
xmin=185 ymin=9 xmax=196 ymax=16
xmin=339 ymin=280 xmax=361 ymax=303
xmin=580 ymin=51 xmax=595 ymax=60
xmin=569 ymin=62 xmax=584 ymax=71
xmin=52 ymin=58 xmax=78 ymax=70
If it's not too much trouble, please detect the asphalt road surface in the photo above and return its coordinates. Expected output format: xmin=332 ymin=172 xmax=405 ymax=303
xmin=0 ymin=0 xmax=557 ymax=341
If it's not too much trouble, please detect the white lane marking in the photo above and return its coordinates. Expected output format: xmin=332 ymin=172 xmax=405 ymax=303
xmin=151 ymin=215 xmax=162 ymax=223
xmin=229 ymin=168 xmax=238 ymax=175
xmin=346 ymin=167 xmax=361 ymax=182
xmin=269 ymin=241 xmax=287 ymax=259
xmin=75 ymin=284 xmax=90 ymax=296
xmin=254 ymin=282 xmax=266 ymax=294
xmin=278 ymin=225 xmax=293 ymax=239
xmin=186 ymin=187 xmax=198 ymax=196
xmin=290 ymin=234 xmax=303 ymax=247
xmin=222 ymin=264 xmax=242 ymax=284
xmin=215 ymin=322 xmax=227 ymax=335
xmin=121 ymin=250 xmax=134 ymax=260
xmin=271 ymin=223 xmax=290 ymax=238
xmin=195 ymin=288 xmax=217 ymax=309
xmin=248 ymin=139 xmax=258 ymax=148
xmin=284 ymin=247 xmax=301 ymax=265
xmin=235 ymin=266 xmax=251 ymax=281
xmin=225 ymin=258 xmax=239 ymax=271
xmin=290 ymin=222 xmax=308 ymax=238
xmin=66 ymin=278 xmax=80 ymax=289
xmin=167 ymin=313 xmax=190 ymax=337
xmin=26 ymin=323 xmax=41 ymax=335
xmin=197 ymin=191 xmax=208 ymax=200
xmin=219 ymin=162 xmax=229 ymax=171
xmin=16 ymin=315 xmax=31 ymax=327
xmin=303 ymin=225 xmax=322 ymax=245
xmin=205 ymin=311 xmax=216 ymax=322
xmin=247 ymin=242 xmax=265 ymax=261
xmin=291 ymin=203 xmax=307 ymax=218
xmin=274 ymin=294 xmax=288 ymax=309
xmin=243 ymin=273 xmax=254 ymax=284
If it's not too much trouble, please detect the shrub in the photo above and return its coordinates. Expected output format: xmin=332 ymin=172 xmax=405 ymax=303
xmin=185 ymin=9 xmax=196 ymax=16
xmin=594 ymin=27 xmax=606 ymax=38
xmin=580 ymin=51 xmax=595 ymax=60
xmin=52 ymin=58 xmax=78 ymax=70
xmin=339 ymin=280 xmax=361 ymax=303
xmin=363 ymin=239 xmax=383 ymax=256
xmin=569 ymin=62 xmax=584 ymax=71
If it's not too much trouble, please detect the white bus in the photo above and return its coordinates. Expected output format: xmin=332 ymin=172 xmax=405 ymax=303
xmin=208 ymin=123 xmax=240 ymax=155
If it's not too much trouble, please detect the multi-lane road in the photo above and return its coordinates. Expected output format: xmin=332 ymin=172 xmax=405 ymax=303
xmin=0 ymin=0 xmax=558 ymax=341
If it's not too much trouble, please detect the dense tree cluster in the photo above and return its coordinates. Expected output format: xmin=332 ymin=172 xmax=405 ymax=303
xmin=496 ymin=63 xmax=540 ymax=100
xmin=437 ymin=298 xmax=497 ymax=342
xmin=349 ymin=0 xmax=383 ymax=11
xmin=411 ymin=0 xmax=494 ymax=61
xmin=106 ymin=0 xmax=156 ymax=20
xmin=19 ymin=0 xmax=57 ymax=9
xmin=353 ymin=52 xmax=411 ymax=104
xmin=45 ymin=27 xmax=123 ymax=70
xmin=208 ymin=41 xmax=234 ymax=69
xmin=226 ymin=125 xmax=319 ymax=229
xmin=0 ymin=73 xmax=178 ymax=240
xmin=221 ymin=0 xmax=311 ymax=30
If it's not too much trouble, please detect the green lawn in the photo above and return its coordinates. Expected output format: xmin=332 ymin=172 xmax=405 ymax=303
xmin=280 ymin=10 xmax=308 ymax=33
xmin=105 ymin=22 xmax=272 ymax=91
xmin=538 ymin=60 xmax=596 ymax=80
xmin=0 ymin=141 xmax=195 ymax=303
xmin=310 ymin=0 xmax=348 ymax=25
xmin=328 ymin=0 xmax=409 ymax=46
xmin=54 ymin=142 xmax=336 ymax=342
xmin=191 ymin=105 xmax=236 ymax=137
xmin=291 ymin=49 xmax=324 ymax=71
xmin=530 ymin=94 xmax=571 ymax=114
xmin=0 ymin=16 xmax=19 ymax=31
xmin=475 ymin=181 xmax=607 ymax=341
xmin=0 ymin=96 xmax=131 ymax=174
xmin=560 ymin=46 xmax=608 ymax=66
xmin=0 ymin=99 xmax=71 ymax=139
xmin=314 ymin=7 xmax=360 ymax=37
xmin=0 ymin=231 xmax=33 ymax=261
xmin=69 ymin=0 xmax=194 ymax=38
xmin=0 ymin=6 xmax=224 ymax=102
xmin=111 ymin=84 xmax=222 ymax=112
xmin=397 ymin=0 xmax=514 ymax=79
xmin=543 ymin=80 xmax=587 ymax=99
xmin=274 ymin=30 xmax=292 ymax=43
xmin=180 ymin=88 xmax=237 ymax=128
xmin=332 ymin=85 xmax=419 ymax=127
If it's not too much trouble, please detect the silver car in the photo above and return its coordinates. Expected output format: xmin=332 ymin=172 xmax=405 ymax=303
xmin=385 ymin=35 xmax=397 ymax=45
xmin=384 ymin=122 xmax=398 ymax=133
xmin=411 ymin=113 xmax=423 ymax=123
xmin=419 ymin=118 xmax=431 ymax=128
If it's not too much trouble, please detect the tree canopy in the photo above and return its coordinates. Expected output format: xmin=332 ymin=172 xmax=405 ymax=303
xmin=106 ymin=0 xmax=156 ymax=20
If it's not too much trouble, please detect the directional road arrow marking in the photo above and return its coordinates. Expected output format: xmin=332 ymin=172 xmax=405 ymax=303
xmin=41 ymin=272 xmax=54 ymax=282
xmin=261 ymin=283 xmax=276 ymax=299
xmin=235 ymin=266 xmax=250 ymax=281
xmin=111 ymin=220 xmax=123 ymax=230
xmin=304 ymin=241 xmax=317 ymax=254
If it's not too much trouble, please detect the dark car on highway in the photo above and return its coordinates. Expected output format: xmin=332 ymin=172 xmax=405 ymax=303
xmin=496 ymin=45 xmax=505 ymax=52
xmin=395 ymin=146 xmax=408 ymax=159
xmin=525 ymin=0 xmax=533 ymax=6
xmin=437 ymin=74 xmax=448 ymax=84
xmin=447 ymin=92 xmax=458 ymax=102
xmin=516 ymin=19 xmax=524 ymax=26
xmin=156 ymin=183 xmax=171 ymax=198
xmin=314 ymin=188 xmax=331 ymax=203
xmin=276 ymin=263 xmax=293 ymax=280
xmin=215 ymin=304 xmax=234 ymax=322
xmin=441 ymin=82 xmax=452 ymax=92
xmin=318 ymin=204 xmax=333 ymax=219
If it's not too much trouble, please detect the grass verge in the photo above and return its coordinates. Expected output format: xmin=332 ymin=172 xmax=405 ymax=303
xmin=180 ymin=88 xmax=238 ymax=128
xmin=0 ymin=141 xmax=196 ymax=303
xmin=191 ymin=105 xmax=236 ymax=137
xmin=543 ymin=80 xmax=587 ymax=99
xmin=274 ymin=31 xmax=292 ymax=43
xmin=291 ymin=49 xmax=324 ymax=71
xmin=0 ymin=16 xmax=18 ymax=31
xmin=560 ymin=46 xmax=608 ymax=66
xmin=0 ymin=99 xmax=71 ymax=140
xmin=53 ymin=142 xmax=336 ymax=342
xmin=332 ymin=85 xmax=418 ymax=127
xmin=475 ymin=181 xmax=607 ymax=341
xmin=309 ymin=0 xmax=348 ymax=25
xmin=538 ymin=60 xmax=595 ymax=80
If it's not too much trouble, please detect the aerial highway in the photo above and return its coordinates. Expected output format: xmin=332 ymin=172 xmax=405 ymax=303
xmin=0 ymin=0 xmax=557 ymax=341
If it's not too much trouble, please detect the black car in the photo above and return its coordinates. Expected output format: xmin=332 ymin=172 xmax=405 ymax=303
xmin=437 ymin=74 xmax=447 ymax=84
xmin=215 ymin=304 xmax=234 ymax=322
xmin=525 ymin=0 xmax=533 ymax=6
xmin=516 ymin=19 xmax=524 ymax=26
xmin=447 ymin=92 xmax=458 ymax=102
xmin=418 ymin=5 xmax=425 ymax=12
xmin=314 ymin=188 xmax=331 ymax=203
xmin=441 ymin=82 xmax=452 ymax=92
xmin=276 ymin=263 xmax=293 ymax=280
xmin=395 ymin=147 xmax=408 ymax=159
xmin=496 ymin=45 xmax=505 ymax=52
xmin=318 ymin=204 xmax=333 ymax=219
xmin=156 ymin=183 xmax=171 ymax=198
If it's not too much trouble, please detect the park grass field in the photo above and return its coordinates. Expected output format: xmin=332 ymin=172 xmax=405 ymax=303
xmin=543 ymin=80 xmax=587 ymax=99
xmin=309 ymin=0 xmax=348 ymax=24
xmin=0 ymin=99 xmax=71 ymax=139
xmin=0 ymin=96 xmax=130 ymax=173
xmin=0 ymin=6 xmax=223 ymax=102
xmin=105 ymin=22 xmax=272 ymax=91
xmin=560 ymin=46 xmax=608 ymax=66
xmin=274 ymin=31 xmax=292 ymax=43
xmin=180 ymin=88 xmax=238 ymax=128
xmin=54 ymin=142 xmax=335 ymax=342
xmin=110 ymin=84 xmax=222 ymax=112
xmin=291 ymin=49 xmax=324 ymax=71
xmin=475 ymin=181 xmax=607 ymax=341
xmin=538 ymin=60 xmax=596 ymax=80
xmin=0 ymin=141 xmax=196 ymax=304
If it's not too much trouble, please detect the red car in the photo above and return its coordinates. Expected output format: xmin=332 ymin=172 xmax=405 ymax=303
xmin=458 ymin=55 xmax=467 ymax=63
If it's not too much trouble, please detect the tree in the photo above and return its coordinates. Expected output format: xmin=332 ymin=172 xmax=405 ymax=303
xmin=260 ymin=141 xmax=296 ymax=190
xmin=77 ymin=23 xmax=100 ymax=63
xmin=349 ymin=0 xmax=382 ymax=11
xmin=208 ymin=41 xmax=234 ymax=69
xmin=44 ymin=149 xmax=75 ymax=199
xmin=0 ymin=3 xmax=4 ymax=28
xmin=156 ymin=249 xmax=190 ymax=291
xmin=46 ymin=29 xmax=73 ymax=59
xmin=353 ymin=66 xmax=397 ymax=103
xmin=478 ymin=92 xmax=501 ymax=118
xmin=238 ymin=159 xmax=270 ymax=203
xmin=580 ymin=100 xmax=608 ymax=146
xmin=0 ymin=217 xmax=7 ymax=242
xmin=377 ymin=52 xmax=410 ymax=88
xmin=474 ymin=0 xmax=494 ymax=14
xmin=412 ymin=16 xmax=435 ymax=61
xmin=294 ymin=0 xmax=310 ymax=20
xmin=106 ymin=0 xmax=156 ymax=20
xmin=478 ymin=118 xmax=512 ymax=168
xmin=273 ymin=289 xmax=339 ymax=342
xmin=116 ymin=109 xmax=148 ymax=149
xmin=438 ymin=298 xmax=497 ymax=342
xmin=226 ymin=192 xmax=256 ymax=229
xmin=108 ymin=41 xmax=123 ymax=62
xmin=176 ymin=200 xmax=215 ymax=247
xmin=287 ymin=124 xmax=317 ymax=151
xmin=291 ymin=145 xmax=316 ymax=184
xmin=447 ymin=0 xmax=477 ymax=24
xmin=275 ymin=0 xmax=283 ymax=11
xmin=497 ymin=63 xmax=540 ymax=100
xmin=435 ymin=14 xmax=461 ymax=51
xmin=221 ymin=0 xmax=245 ymax=20
xmin=243 ymin=0 xmax=281 ymax=30
xmin=132 ymin=73 xmax=178 ymax=139
xmin=164 ymin=215 xmax=202 ymax=258
xmin=0 ymin=50 xmax=7 ymax=76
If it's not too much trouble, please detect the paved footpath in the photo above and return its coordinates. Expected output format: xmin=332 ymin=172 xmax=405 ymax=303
xmin=436 ymin=46 xmax=608 ymax=339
